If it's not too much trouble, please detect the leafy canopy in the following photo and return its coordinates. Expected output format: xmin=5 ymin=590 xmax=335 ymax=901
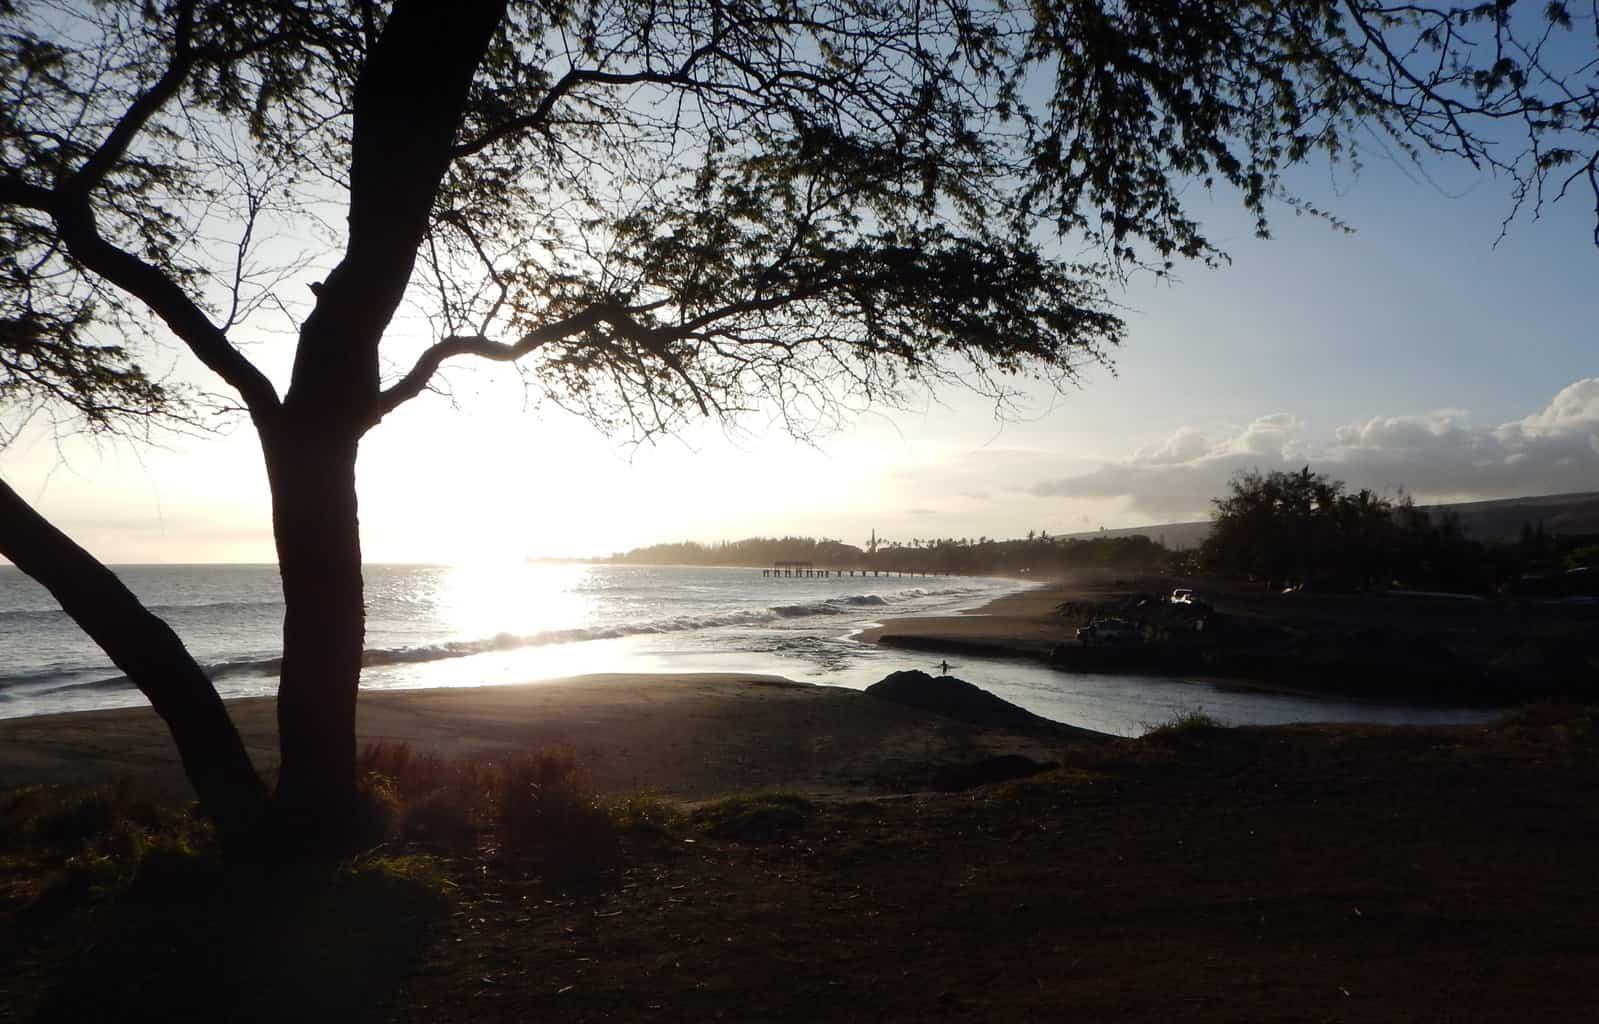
xmin=1 ymin=0 xmax=1594 ymax=441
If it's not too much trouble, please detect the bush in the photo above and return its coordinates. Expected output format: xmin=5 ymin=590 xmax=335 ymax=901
xmin=0 ymin=781 xmax=202 ymax=858
xmin=694 ymin=793 xmax=815 ymax=842
xmin=358 ymin=741 xmax=502 ymax=853
xmin=357 ymin=742 xmax=627 ymax=875
xmin=494 ymin=749 xmax=619 ymax=873
xmin=1142 ymin=708 xmax=1225 ymax=738
xmin=607 ymin=792 xmax=684 ymax=835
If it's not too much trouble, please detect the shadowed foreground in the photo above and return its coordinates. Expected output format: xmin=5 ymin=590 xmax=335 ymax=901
xmin=4 ymin=704 xmax=1596 ymax=1022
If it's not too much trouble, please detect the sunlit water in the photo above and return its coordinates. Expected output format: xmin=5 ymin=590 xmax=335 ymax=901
xmin=0 ymin=563 xmax=1493 ymax=735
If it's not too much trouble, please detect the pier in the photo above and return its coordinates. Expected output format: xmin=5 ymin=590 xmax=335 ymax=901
xmin=761 ymin=561 xmax=951 ymax=578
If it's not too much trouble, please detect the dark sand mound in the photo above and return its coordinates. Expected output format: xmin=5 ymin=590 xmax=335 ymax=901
xmin=864 ymin=670 xmax=1069 ymax=737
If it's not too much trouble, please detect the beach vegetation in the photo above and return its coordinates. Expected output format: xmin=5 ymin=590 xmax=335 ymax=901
xmin=608 ymin=791 xmax=687 ymax=836
xmin=493 ymin=748 xmax=622 ymax=872
xmin=1142 ymin=709 xmax=1226 ymax=737
xmin=2 ymin=782 xmax=451 ymax=1023
xmin=0 ymin=0 xmax=1593 ymax=854
xmin=357 ymin=740 xmax=629 ymax=870
xmin=1 ymin=781 xmax=206 ymax=861
xmin=694 ymin=792 xmax=817 ymax=843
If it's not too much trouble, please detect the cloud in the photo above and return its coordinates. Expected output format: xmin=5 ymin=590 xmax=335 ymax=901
xmin=1033 ymin=378 xmax=1599 ymax=521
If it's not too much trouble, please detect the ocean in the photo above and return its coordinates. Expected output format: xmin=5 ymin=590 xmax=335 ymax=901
xmin=0 ymin=563 xmax=1492 ymax=735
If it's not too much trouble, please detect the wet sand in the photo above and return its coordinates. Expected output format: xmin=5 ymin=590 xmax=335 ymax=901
xmin=854 ymin=580 xmax=1075 ymax=658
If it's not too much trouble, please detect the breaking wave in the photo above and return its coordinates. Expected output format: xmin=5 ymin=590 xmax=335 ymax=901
xmin=7 ymin=588 xmax=963 ymax=697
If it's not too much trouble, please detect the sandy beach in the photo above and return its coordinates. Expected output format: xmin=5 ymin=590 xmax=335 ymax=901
xmin=0 ymin=671 xmax=1100 ymax=802
xmin=854 ymin=578 xmax=1075 ymax=658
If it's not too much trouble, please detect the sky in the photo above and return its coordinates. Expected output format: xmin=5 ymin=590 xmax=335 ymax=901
xmin=3 ymin=72 xmax=1595 ymax=565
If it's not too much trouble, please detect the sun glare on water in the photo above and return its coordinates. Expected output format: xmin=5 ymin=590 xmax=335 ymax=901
xmin=437 ymin=559 xmax=599 ymax=640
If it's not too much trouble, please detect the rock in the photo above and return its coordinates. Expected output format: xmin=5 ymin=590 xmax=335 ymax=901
xmin=864 ymin=670 xmax=1063 ymax=734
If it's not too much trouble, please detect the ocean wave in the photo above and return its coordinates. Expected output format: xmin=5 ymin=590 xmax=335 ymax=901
xmin=0 ymin=662 xmax=98 ymax=690
xmin=0 ymin=599 xmax=286 ymax=625
xmin=144 ymin=599 xmax=284 ymax=618
xmin=0 ymin=607 xmax=71 ymax=625
xmin=32 ymin=673 xmax=142 ymax=695
xmin=11 ymin=585 xmax=966 ymax=697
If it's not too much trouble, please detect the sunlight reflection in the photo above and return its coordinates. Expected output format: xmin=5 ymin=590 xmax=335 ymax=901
xmin=436 ymin=561 xmax=598 ymax=640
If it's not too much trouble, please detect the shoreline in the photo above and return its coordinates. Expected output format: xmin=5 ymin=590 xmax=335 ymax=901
xmin=0 ymin=566 xmax=1032 ymax=724
xmin=0 ymin=672 xmax=1104 ymax=801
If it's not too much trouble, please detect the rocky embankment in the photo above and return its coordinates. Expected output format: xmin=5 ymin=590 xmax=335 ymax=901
xmin=1049 ymin=590 xmax=1598 ymax=705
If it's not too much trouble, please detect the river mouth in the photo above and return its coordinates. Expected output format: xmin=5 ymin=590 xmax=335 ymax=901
xmin=408 ymin=630 xmax=1495 ymax=739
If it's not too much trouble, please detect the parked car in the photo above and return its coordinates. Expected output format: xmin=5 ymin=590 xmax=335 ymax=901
xmin=1077 ymin=617 xmax=1139 ymax=645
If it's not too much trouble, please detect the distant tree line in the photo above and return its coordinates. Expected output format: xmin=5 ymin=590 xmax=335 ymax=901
xmin=607 ymin=532 xmax=1173 ymax=576
xmin=608 ymin=472 xmax=1599 ymax=593
xmin=607 ymin=537 xmax=863 ymax=568
xmin=1202 ymin=468 xmax=1599 ymax=593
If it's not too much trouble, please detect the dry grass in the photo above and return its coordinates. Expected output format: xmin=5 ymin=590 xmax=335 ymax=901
xmin=358 ymin=741 xmax=653 ymax=875
xmin=692 ymin=792 xmax=816 ymax=842
xmin=1140 ymin=707 xmax=1225 ymax=737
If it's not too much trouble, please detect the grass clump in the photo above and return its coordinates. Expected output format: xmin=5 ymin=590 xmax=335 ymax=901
xmin=495 ymin=748 xmax=620 ymax=873
xmin=0 ymin=782 xmax=217 ymax=939
xmin=359 ymin=740 xmax=498 ymax=853
xmin=693 ymin=792 xmax=815 ymax=843
xmin=1141 ymin=708 xmax=1225 ymax=738
xmin=358 ymin=741 xmax=636 ymax=877
xmin=608 ymin=791 xmax=685 ymax=835
xmin=1 ymin=781 xmax=201 ymax=858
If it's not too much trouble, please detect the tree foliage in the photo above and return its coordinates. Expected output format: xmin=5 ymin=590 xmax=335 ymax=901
xmin=3 ymin=0 xmax=1595 ymax=442
xmin=608 ymin=531 xmax=1172 ymax=574
xmin=1202 ymin=467 xmax=1486 ymax=590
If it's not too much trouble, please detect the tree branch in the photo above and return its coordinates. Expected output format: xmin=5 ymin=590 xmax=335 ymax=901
xmin=48 ymin=198 xmax=281 ymax=418
xmin=289 ymin=0 xmax=507 ymax=420
xmin=373 ymin=305 xmax=607 ymax=421
xmin=450 ymin=39 xmax=723 ymax=160
xmin=63 ymin=0 xmax=197 ymax=197
xmin=0 ymin=473 xmax=267 ymax=845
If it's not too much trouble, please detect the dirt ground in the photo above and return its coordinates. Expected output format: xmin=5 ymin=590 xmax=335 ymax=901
xmin=8 ymin=709 xmax=1597 ymax=1023
xmin=379 ymin=712 xmax=1599 ymax=1023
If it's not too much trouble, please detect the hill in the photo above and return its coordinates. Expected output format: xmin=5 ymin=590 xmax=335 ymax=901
xmin=1057 ymin=520 xmax=1211 ymax=550
xmin=1427 ymin=491 xmax=1599 ymax=542
xmin=1060 ymin=491 xmax=1599 ymax=551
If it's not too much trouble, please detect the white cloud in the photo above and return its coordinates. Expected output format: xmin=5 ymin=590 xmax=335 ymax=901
xmin=1033 ymin=378 xmax=1599 ymax=520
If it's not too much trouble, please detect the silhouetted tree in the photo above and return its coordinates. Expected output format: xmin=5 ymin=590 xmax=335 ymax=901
xmin=1204 ymin=469 xmax=1496 ymax=590
xmin=1 ymin=0 xmax=1594 ymax=849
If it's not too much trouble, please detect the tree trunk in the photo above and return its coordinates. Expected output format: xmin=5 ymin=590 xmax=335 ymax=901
xmin=0 ymin=476 xmax=268 ymax=847
xmin=262 ymin=426 xmax=366 ymax=846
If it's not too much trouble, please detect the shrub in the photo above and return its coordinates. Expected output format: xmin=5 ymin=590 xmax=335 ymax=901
xmin=26 ymin=787 xmax=120 ymax=851
xmin=398 ymin=788 xmax=482 ymax=852
xmin=1141 ymin=708 xmax=1225 ymax=738
xmin=694 ymin=793 xmax=815 ymax=842
xmin=357 ymin=742 xmax=639 ymax=874
xmin=606 ymin=792 xmax=684 ymax=835
xmin=493 ymin=749 xmax=619 ymax=873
